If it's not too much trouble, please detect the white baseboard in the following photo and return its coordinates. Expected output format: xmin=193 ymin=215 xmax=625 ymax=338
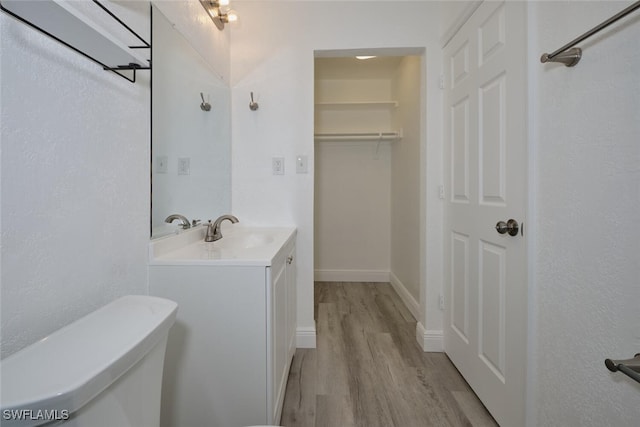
xmin=416 ymin=322 xmax=443 ymax=352
xmin=314 ymin=269 xmax=390 ymax=283
xmin=388 ymin=272 xmax=420 ymax=321
xmin=296 ymin=326 xmax=316 ymax=348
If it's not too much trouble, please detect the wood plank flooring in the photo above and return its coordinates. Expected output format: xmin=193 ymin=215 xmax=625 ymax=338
xmin=280 ymin=282 xmax=498 ymax=427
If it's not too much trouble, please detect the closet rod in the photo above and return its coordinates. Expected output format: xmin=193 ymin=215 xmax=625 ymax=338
xmin=540 ymin=0 xmax=640 ymax=67
xmin=314 ymin=132 xmax=401 ymax=142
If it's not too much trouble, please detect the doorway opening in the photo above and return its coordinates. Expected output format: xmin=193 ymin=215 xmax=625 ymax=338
xmin=313 ymin=48 xmax=425 ymax=320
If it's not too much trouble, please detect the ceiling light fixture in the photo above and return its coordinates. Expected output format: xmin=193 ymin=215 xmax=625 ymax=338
xmin=356 ymin=56 xmax=377 ymax=60
xmin=200 ymin=0 xmax=238 ymax=31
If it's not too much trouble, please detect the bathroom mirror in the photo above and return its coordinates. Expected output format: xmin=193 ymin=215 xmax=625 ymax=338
xmin=151 ymin=5 xmax=231 ymax=238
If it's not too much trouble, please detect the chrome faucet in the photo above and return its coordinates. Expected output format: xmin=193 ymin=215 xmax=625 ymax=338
xmin=205 ymin=214 xmax=239 ymax=242
xmin=165 ymin=214 xmax=191 ymax=229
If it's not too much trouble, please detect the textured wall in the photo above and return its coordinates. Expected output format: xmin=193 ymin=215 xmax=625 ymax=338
xmin=1 ymin=13 xmax=150 ymax=358
xmin=531 ymin=1 xmax=640 ymax=425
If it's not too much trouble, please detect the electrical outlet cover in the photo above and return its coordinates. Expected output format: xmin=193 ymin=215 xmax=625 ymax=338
xmin=272 ymin=157 xmax=285 ymax=175
xmin=178 ymin=157 xmax=190 ymax=175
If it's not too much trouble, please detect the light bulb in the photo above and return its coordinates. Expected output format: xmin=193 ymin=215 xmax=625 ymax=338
xmin=226 ymin=10 xmax=238 ymax=22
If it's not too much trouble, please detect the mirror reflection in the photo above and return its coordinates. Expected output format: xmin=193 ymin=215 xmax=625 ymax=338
xmin=151 ymin=5 xmax=231 ymax=239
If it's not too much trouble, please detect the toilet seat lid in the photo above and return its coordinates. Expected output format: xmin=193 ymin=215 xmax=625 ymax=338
xmin=0 ymin=296 xmax=177 ymax=425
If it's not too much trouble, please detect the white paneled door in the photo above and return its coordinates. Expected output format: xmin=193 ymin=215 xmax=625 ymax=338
xmin=443 ymin=1 xmax=527 ymax=426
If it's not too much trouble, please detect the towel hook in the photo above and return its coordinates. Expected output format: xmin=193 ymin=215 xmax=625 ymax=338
xmin=249 ymin=92 xmax=259 ymax=111
xmin=200 ymin=93 xmax=211 ymax=111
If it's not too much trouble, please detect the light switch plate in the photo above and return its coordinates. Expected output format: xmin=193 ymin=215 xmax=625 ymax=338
xmin=156 ymin=156 xmax=168 ymax=174
xmin=296 ymin=155 xmax=308 ymax=174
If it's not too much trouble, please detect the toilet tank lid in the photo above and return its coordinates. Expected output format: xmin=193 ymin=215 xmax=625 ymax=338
xmin=0 ymin=295 xmax=178 ymax=421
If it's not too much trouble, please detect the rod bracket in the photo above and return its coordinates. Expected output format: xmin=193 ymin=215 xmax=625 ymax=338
xmin=605 ymin=353 xmax=640 ymax=384
xmin=539 ymin=1 xmax=640 ymax=68
xmin=540 ymin=47 xmax=582 ymax=67
xmin=102 ymin=63 xmax=150 ymax=83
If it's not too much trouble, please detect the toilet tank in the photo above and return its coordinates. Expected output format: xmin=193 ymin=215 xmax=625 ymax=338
xmin=0 ymin=295 xmax=178 ymax=427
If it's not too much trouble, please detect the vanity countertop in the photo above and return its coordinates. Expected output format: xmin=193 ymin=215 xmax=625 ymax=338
xmin=149 ymin=224 xmax=296 ymax=267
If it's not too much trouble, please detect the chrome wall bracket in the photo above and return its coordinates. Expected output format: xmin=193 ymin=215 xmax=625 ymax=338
xmin=605 ymin=354 xmax=640 ymax=384
xmin=540 ymin=47 xmax=582 ymax=67
xmin=540 ymin=1 xmax=640 ymax=68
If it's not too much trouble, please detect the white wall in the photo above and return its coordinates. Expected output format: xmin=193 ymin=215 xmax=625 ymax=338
xmin=439 ymin=0 xmax=475 ymax=36
xmin=230 ymin=1 xmax=444 ymax=345
xmin=0 ymin=11 xmax=150 ymax=357
xmin=529 ymin=1 xmax=640 ymax=425
xmin=314 ymin=142 xmax=392 ymax=280
xmin=390 ymin=56 xmax=421 ymax=303
xmin=314 ymin=69 xmax=393 ymax=282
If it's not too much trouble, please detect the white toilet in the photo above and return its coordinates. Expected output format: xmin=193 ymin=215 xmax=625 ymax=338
xmin=0 ymin=295 xmax=177 ymax=427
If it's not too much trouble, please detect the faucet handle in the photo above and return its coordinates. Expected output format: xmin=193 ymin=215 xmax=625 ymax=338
xmin=205 ymin=220 xmax=216 ymax=242
xmin=192 ymin=219 xmax=201 ymax=227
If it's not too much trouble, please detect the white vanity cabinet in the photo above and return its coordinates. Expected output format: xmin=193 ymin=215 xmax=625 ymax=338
xmin=269 ymin=241 xmax=296 ymax=422
xmin=148 ymin=227 xmax=296 ymax=427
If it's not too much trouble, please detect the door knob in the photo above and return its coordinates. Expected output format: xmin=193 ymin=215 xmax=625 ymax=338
xmin=495 ymin=219 xmax=519 ymax=236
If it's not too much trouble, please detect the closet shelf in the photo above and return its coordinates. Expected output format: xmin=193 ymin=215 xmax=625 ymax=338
xmin=0 ymin=0 xmax=150 ymax=83
xmin=314 ymin=131 xmax=402 ymax=142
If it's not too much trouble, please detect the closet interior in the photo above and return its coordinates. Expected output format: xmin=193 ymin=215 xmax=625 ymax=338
xmin=314 ymin=54 xmax=422 ymax=316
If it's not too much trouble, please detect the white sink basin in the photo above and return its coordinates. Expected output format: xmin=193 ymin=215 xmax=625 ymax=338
xmin=149 ymin=225 xmax=296 ymax=266
xmin=167 ymin=236 xmax=274 ymax=260
xmin=221 ymin=233 xmax=275 ymax=249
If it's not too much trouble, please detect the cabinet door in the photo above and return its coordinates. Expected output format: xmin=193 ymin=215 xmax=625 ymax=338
xmin=286 ymin=243 xmax=297 ymax=361
xmin=271 ymin=258 xmax=288 ymax=423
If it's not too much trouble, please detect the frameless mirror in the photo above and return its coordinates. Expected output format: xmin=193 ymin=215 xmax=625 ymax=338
xmin=151 ymin=5 xmax=231 ymax=238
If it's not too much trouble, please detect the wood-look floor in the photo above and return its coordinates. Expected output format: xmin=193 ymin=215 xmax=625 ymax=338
xmin=280 ymin=282 xmax=498 ymax=427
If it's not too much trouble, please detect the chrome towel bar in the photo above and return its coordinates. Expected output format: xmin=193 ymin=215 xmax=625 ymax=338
xmin=605 ymin=354 xmax=640 ymax=384
xmin=541 ymin=1 xmax=640 ymax=67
